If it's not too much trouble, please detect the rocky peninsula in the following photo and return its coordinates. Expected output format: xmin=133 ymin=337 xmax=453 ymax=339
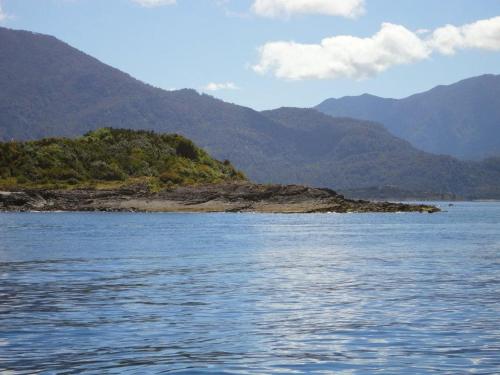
xmin=0 ymin=183 xmax=439 ymax=213
xmin=0 ymin=129 xmax=439 ymax=213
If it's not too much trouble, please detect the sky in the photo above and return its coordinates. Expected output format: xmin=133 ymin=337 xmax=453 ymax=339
xmin=1 ymin=0 xmax=500 ymax=110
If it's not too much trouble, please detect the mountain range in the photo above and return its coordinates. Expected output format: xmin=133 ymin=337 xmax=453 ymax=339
xmin=1 ymin=26 xmax=500 ymax=199
xmin=316 ymin=74 xmax=500 ymax=160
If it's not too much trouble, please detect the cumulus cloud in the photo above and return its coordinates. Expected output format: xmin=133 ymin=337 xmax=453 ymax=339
xmin=429 ymin=16 xmax=500 ymax=55
xmin=253 ymin=23 xmax=429 ymax=80
xmin=416 ymin=28 xmax=431 ymax=35
xmin=203 ymin=82 xmax=239 ymax=91
xmin=0 ymin=2 xmax=9 ymax=22
xmin=132 ymin=0 xmax=176 ymax=7
xmin=251 ymin=0 xmax=364 ymax=18
xmin=254 ymin=16 xmax=500 ymax=80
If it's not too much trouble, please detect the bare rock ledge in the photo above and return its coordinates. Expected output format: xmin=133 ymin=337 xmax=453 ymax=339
xmin=0 ymin=183 xmax=440 ymax=213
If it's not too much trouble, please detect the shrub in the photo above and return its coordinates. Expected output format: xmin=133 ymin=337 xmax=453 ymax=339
xmin=90 ymin=161 xmax=126 ymax=181
xmin=159 ymin=170 xmax=183 ymax=184
xmin=176 ymin=138 xmax=198 ymax=160
xmin=16 ymin=176 xmax=28 ymax=184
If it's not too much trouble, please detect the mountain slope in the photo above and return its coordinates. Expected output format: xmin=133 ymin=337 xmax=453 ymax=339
xmin=1 ymin=26 xmax=500 ymax=198
xmin=316 ymin=74 xmax=500 ymax=160
xmin=261 ymin=108 xmax=500 ymax=198
xmin=0 ymin=27 xmax=301 ymax=182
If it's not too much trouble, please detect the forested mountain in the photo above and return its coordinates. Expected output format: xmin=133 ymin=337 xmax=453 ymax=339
xmin=1 ymin=26 xmax=500 ymax=198
xmin=316 ymin=74 xmax=500 ymax=160
xmin=0 ymin=27 xmax=299 ymax=182
xmin=261 ymin=108 xmax=500 ymax=198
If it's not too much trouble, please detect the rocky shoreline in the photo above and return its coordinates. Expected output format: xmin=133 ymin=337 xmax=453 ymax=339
xmin=0 ymin=183 xmax=440 ymax=214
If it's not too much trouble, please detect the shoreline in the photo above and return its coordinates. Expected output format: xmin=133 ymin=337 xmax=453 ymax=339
xmin=0 ymin=183 xmax=440 ymax=214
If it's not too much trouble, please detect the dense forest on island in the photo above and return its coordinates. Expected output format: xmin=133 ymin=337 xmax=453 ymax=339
xmin=0 ymin=128 xmax=245 ymax=190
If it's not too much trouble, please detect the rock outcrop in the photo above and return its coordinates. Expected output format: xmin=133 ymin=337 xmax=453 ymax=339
xmin=0 ymin=183 xmax=440 ymax=213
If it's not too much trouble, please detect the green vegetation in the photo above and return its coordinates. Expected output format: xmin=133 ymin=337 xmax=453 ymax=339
xmin=0 ymin=128 xmax=246 ymax=190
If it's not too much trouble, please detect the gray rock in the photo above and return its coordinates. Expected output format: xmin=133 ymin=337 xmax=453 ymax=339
xmin=0 ymin=184 xmax=440 ymax=214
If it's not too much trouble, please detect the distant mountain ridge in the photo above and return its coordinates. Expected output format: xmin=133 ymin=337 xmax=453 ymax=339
xmin=1 ymin=26 xmax=500 ymax=198
xmin=316 ymin=74 xmax=500 ymax=160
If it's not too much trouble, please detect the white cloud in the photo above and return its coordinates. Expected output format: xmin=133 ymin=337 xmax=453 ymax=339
xmin=0 ymin=2 xmax=9 ymax=22
xmin=203 ymin=82 xmax=239 ymax=91
xmin=251 ymin=0 xmax=364 ymax=18
xmin=416 ymin=28 xmax=430 ymax=35
xmin=254 ymin=16 xmax=500 ymax=80
xmin=253 ymin=23 xmax=429 ymax=80
xmin=132 ymin=0 xmax=176 ymax=7
xmin=429 ymin=16 xmax=500 ymax=55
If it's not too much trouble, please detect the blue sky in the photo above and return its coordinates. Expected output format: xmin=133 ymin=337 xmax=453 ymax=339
xmin=1 ymin=0 xmax=500 ymax=109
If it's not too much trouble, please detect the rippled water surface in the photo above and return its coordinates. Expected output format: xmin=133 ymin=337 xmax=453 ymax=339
xmin=1 ymin=202 xmax=500 ymax=374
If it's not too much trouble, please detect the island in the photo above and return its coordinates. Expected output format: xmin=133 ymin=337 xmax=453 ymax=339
xmin=0 ymin=128 xmax=439 ymax=213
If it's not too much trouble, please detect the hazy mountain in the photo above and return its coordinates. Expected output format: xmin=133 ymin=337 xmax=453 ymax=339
xmin=1 ymin=26 xmax=500 ymax=198
xmin=316 ymin=74 xmax=500 ymax=160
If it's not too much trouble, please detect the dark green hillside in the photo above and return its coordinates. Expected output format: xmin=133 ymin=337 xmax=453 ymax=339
xmin=0 ymin=27 xmax=294 ymax=186
xmin=0 ymin=128 xmax=245 ymax=189
xmin=261 ymin=108 xmax=500 ymax=199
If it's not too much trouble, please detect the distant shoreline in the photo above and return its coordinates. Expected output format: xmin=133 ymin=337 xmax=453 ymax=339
xmin=340 ymin=188 xmax=500 ymax=202
xmin=360 ymin=198 xmax=500 ymax=203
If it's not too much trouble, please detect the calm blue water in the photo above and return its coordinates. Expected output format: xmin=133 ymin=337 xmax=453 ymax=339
xmin=1 ymin=202 xmax=499 ymax=374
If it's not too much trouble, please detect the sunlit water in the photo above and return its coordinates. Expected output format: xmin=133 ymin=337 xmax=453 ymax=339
xmin=1 ymin=202 xmax=499 ymax=374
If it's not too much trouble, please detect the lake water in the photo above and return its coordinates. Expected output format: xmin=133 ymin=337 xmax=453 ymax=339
xmin=1 ymin=202 xmax=499 ymax=374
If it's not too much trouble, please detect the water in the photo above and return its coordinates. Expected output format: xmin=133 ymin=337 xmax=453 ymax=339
xmin=1 ymin=202 xmax=499 ymax=374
